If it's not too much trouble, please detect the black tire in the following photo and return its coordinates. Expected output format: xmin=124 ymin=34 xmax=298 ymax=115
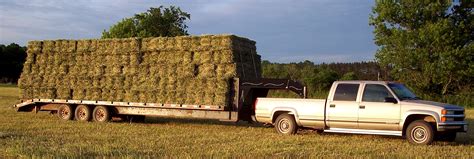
xmin=58 ymin=104 xmax=74 ymax=120
xmin=406 ymin=120 xmax=435 ymax=145
xmin=93 ymin=106 xmax=111 ymax=122
xmin=274 ymin=114 xmax=298 ymax=135
xmin=75 ymin=105 xmax=92 ymax=121
xmin=436 ymin=132 xmax=457 ymax=142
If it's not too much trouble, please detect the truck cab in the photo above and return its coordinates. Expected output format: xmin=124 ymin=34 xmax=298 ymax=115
xmin=255 ymin=80 xmax=467 ymax=145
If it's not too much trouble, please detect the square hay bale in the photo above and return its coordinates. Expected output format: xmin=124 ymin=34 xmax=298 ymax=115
xmin=39 ymin=88 xmax=57 ymax=99
xmin=21 ymin=62 xmax=33 ymax=75
xmin=42 ymin=40 xmax=56 ymax=53
xmin=213 ymin=50 xmax=237 ymax=64
xmin=200 ymin=35 xmax=212 ymax=47
xmin=54 ymin=40 xmax=76 ymax=53
xmin=196 ymin=64 xmax=216 ymax=79
xmin=112 ymin=76 xmax=125 ymax=90
xmin=100 ymin=89 xmax=113 ymax=101
xmin=19 ymin=88 xmax=34 ymax=99
xmin=56 ymin=87 xmax=72 ymax=99
xmin=27 ymin=41 xmax=42 ymax=53
xmin=124 ymin=90 xmax=139 ymax=102
xmin=164 ymin=37 xmax=176 ymax=50
xmin=113 ymin=89 xmax=125 ymax=102
xmin=177 ymin=64 xmax=195 ymax=78
xmin=203 ymin=92 xmax=214 ymax=105
xmin=138 ymin=91 xmax=148 ymax=103
xmin=72 ymin=89 xmax=86 ymax=100
xmin=175 ymin=36 xmax=192 ymax=50
xmin=193 ymin=51 xmax=213 ymax=64
xmin=216 ymin=64 xmax=237 ymax=79
xmin=17 ymin=74 xmax=33 ymax=88
xmin=77 ymin=40 xmax=92 ymax=52
xmin=164 ymin=90 xmax=176 ymax=103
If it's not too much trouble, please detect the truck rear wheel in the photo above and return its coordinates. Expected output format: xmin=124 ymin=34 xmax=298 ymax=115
xmin=275 ymin=114 xmax=298 ymax=135
xmin=58 ymin=104 xmax=74 ymax=120
xmin=75 ymin=105 xmax=92 ymax=121
xmin=406 ymin=120 xmax=434 ymax=145
xmin=93 ymin=106 xmax=111 ymax=122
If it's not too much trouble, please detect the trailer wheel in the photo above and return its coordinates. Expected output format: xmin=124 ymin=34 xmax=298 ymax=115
xmin=58 ymin=104 xmax=74 ymax=120
xmin=406 ymin=120 xmax=434 ymax=145
xmin=93 ymin=106 xmax=111 ymax=122
xmin=274 ymin=114 xmax=298 ymax=135
xmin=75 ymin=105 xmax=92 ymax=121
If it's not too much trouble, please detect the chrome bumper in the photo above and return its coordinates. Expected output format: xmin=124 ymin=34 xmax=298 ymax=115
xmin=438 ymin=121 xmax=468 ymax=132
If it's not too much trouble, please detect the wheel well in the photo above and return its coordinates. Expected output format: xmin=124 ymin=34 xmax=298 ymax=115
xmin=272 ymin=111 xmax=292 ymax=123
xmin=402 ymin=114 xmax=436 ymax=136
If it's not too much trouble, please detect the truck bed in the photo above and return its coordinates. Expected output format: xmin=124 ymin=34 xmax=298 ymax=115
xmin=255 ymin=98 xmax=326 ymax=129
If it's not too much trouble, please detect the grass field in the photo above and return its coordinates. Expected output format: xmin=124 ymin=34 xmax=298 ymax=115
xmin=0 ymin=86 xmax=473 ymax=158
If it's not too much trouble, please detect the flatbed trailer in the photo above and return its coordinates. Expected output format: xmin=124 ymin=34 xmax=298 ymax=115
xmin=14 ymin=78 xmax=306 ymax=122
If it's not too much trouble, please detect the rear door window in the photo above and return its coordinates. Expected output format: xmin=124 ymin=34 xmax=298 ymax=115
xmin=333 ymin=84 xmax=360 ymax=101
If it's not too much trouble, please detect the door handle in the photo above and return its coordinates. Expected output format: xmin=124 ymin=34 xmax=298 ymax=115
xmin=359 ymin=105 xmax=365 ymax=109
xmin=329 ymin=104 xmax=336 ymax=108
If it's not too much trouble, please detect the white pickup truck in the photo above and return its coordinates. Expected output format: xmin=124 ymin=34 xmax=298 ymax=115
xmin=255 ymin=81 xmax=468 ymax=144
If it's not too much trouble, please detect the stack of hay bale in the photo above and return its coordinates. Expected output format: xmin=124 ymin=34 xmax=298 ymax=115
xmin=18 ymin=35 xmax=261 ymax=108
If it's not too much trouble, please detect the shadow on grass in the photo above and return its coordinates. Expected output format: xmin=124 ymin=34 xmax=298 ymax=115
xmin=128 ymin=116 xmax=269 ymax=128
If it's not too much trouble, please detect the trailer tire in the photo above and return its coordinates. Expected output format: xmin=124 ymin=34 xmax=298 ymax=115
xmin=406 ymin=120 xmax=434 ymax=145
xmin=274 ymin=114 xmax=298 ymax=135
xmin=58 ymin=104 xmax=74 ymax=120
xmin=93 ymin=106 xmax=111 ymax=122
xmin=75 ymin=105 xmax=92 ymax=121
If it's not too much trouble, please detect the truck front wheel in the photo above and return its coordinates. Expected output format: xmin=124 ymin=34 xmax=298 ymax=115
xmin=75 ymin=105 xmax=92 ymax=121
xmin=406 ymin=120 xmax=434 ymax=145
xmin=275 ymin=114 xmax=298 ymax=135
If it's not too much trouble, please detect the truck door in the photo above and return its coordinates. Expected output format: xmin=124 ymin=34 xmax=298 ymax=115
xmin=327 ymin=83 xmax=360 ymax=129
xmin=358 ymin=84 xmax=400 ymax=130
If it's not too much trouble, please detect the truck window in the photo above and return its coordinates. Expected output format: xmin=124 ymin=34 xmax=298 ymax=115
xmin=333 ymin=84 xmax=359 ymax=101
xmin=362 ymin=84 xmax=394 ymax=102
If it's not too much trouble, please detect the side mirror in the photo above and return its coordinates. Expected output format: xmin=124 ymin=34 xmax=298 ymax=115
xmin=384 ymin=97 xmax=398 ymax=104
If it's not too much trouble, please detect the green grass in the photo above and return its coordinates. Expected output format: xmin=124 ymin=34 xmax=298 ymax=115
xmin=0 ymin=86 xmax=473 ymax=158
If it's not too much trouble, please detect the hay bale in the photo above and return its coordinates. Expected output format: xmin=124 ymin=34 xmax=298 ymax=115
xmin=27 ymin=41 xmax=42 ymax=53
xmin=20 ymin=35 xmax=261 ymax=107
xmin=197 ymin=64 xmax=216 ymax=78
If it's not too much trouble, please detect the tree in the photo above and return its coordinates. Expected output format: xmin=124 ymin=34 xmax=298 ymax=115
xmin=0 ymin=43 xmax=26 ymax=83
xmin=102 ymin=6 xmax=191 ymax=38
xmin=340 ymin=72 xmax=358 ymax=81
xmin=370 ymin=1 xmax=473 ymax=95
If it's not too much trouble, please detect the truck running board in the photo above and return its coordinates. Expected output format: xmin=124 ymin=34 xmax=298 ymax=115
xmin=325 ymin=128 xmax=402 ymax=136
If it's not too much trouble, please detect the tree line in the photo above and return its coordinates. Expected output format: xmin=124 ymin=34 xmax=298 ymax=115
xmin=0 ymin=43 xmax=26 ymax=83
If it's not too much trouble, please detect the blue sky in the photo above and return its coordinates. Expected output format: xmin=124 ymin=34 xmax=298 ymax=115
xmin=0 ymin=0 xmax=377 ymax=63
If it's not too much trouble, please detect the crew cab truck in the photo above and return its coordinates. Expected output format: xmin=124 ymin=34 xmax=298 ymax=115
xmin=255 ymin=81 xmax=468 ymax=145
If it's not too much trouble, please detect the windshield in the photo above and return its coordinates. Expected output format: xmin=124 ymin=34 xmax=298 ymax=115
xmin=387 ymin=83 xmax=419 ymax=100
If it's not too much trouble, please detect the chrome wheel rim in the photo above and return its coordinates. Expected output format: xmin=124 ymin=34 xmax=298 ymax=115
xmin=95 ymin=108 xmax=105 ymax=121
xmin=77 ymin=107 xmax=87 ymax=120
xmin=411 ymin=126 xmax=428 ymax=143
xmin=59 ymin=106 xmax=70 ymax=119
xmin=278 ymin=118 xmax=291 ymax=133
